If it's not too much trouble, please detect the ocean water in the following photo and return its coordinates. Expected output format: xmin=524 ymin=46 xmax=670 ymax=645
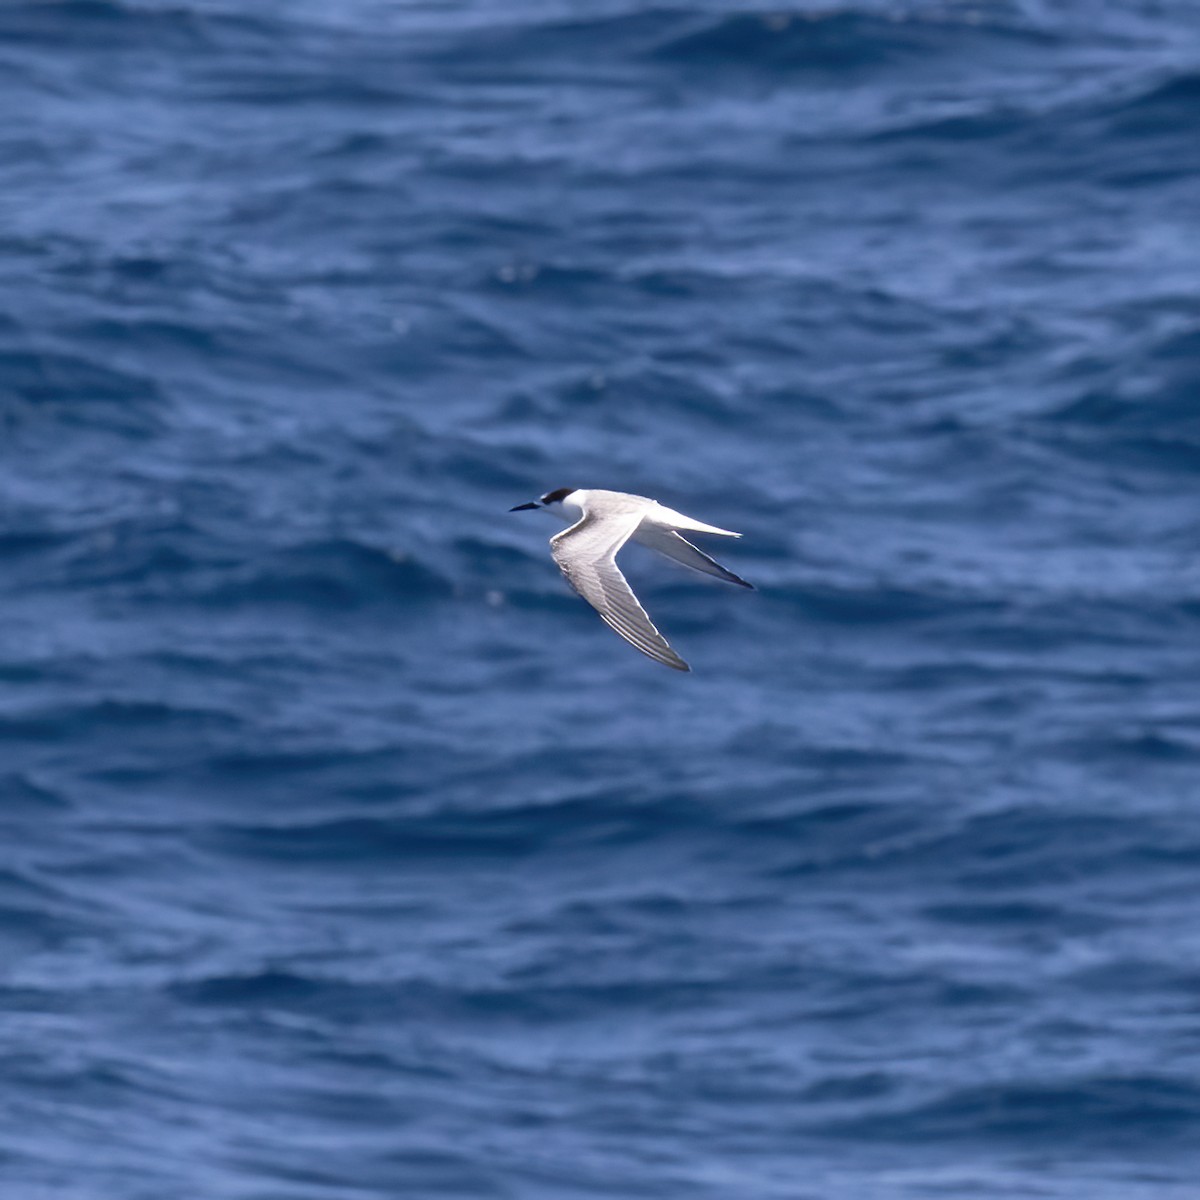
xmin=3 ymin=1 xmax=1200 ymax=1196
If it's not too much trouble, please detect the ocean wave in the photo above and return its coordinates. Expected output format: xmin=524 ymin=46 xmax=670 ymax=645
xmin=5 ymin=0 xmax=1200 ymax=1194
xmin=0 ymin=0 xmax=278 ymax=54
xmin=0 ymin=348 xmax=164 ymax=435
xmin=177 ymin=539 xmax=451 ymax=610
xmin=0 ymin=773 xmax=70 ymax=811
xmin=1111 ymin=70 xmax=1200 ymax=130
xmin=0 ymin=699 xmax=241 ymax=745
xmin=828 ymin=1075 xmax=1200 ymax=1146
xmin=650 ymin=7 xmax=1055 ymax=73
xmin=206 ymin=786 xmax=716 ymax=863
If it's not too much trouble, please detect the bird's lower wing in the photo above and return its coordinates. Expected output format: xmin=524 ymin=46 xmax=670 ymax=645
xmin=633 ymin=527 xmax=754 ymax=589
xmin=551 ymin=513 xmax=690 ymax=672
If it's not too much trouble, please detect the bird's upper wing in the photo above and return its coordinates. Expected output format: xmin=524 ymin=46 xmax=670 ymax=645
xmin=632 ymin=527 xmax=754 ymax=589
xmin=551 ymin=509 xmax=690 ymax=672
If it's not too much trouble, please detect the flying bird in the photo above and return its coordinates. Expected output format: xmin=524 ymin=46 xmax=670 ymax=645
xmin=510 ymin=487 xmax=752 ymax=671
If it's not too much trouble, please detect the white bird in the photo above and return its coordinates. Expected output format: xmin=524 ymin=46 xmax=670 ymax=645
xmin=510 ymin=487 xmax=752 ymax=672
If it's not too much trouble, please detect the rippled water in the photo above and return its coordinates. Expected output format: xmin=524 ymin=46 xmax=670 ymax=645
xmin=3 ymin=2 xmax=1200 ymax=1197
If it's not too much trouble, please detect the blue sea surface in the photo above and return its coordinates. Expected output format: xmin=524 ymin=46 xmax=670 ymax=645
xmin=3 ymin=1 xmax=1200 ymax=1196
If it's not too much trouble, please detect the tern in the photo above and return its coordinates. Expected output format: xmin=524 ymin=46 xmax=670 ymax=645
xmin=510 ymin=488 xmax=752 ymax=672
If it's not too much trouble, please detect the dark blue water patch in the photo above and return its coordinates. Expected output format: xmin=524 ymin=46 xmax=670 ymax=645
xmin=199 ymin=60 xmax=425 ymax=111
xmin=205 ymin=788 xmax=717 ymax=865
xmin=16 ymin=521 xmax=223 ymax=596
xmin=69 ymin=316 xmax=226 ymax=365
xmin=1109 ymin=70 xmax=1200 ymax=136
xmin=164 ymin=966 xmax=741 ymax=1030
xmin=650 ymin=8 xmax=1058 ymax=76
xmin=760 ymin=802 xmax=1181 ymax=902
xmin=0 ymin=0 xmax=279 ymax=57
xmin=0 ymin=528 xmax=72 ymax=562
xmin=827 ymin=1075 xmax=1200 ymax=1150
xmin=0 ymin=348 xmax=165 ymax=436
xmin=940 ymin=598 xmax=1196 ymax=655
xmin=1044 ymin=328 xmax=1200 ymax=434
xmin=0 ymin=868 xmax=97 ymax=955
xmin=172 ymin=741 xmax=417 ymax=799
xmin=9 ymin=521 xmax=449 ymax=612
xmin=1051 ymin=728 xmax=1200 ymax=766
xmin=451 ymin=535 xmax=541 ymax=587
xmin=1065 ymin=957 xmax=1200 ymax=1003
xmin=0 ymin=699 xmax=241 ymax=746
xmin=1047 ymin=426 xmax=1200 ymax=480
xmin=169 ymin=968 xmax=353 ymax=1010
xmin=0 ymin=773 xmax=70 ymax=812
xmin=181 ymin=539 xmax=451 ymax=611
xmin=859 ymin=67 xmax=1200 ymax=195
xmin=919 ymin=899 xmax=1104 ymax=936
xmin=1130 ymin=837 xmax=1200 ymax=868
xmin=785 ymin=583 xmax=1004 ymax=626
xmin=801 ymin=1071 xmax=898 ymax=1106
xmin=407 ymin=9 xmax=685 ymax=84
xmin=944 ymin=808 xmax=1146 ymax=873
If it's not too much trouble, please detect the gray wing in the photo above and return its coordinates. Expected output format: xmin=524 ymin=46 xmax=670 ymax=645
xmin=551 ymin=511 xmax=690 ymax=672
xmin=632 ymin=526 xmax=754 ymax=589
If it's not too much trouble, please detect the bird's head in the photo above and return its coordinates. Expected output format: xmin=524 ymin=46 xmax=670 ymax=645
xmin=509 ymin=487 xmax=577 ymax=514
